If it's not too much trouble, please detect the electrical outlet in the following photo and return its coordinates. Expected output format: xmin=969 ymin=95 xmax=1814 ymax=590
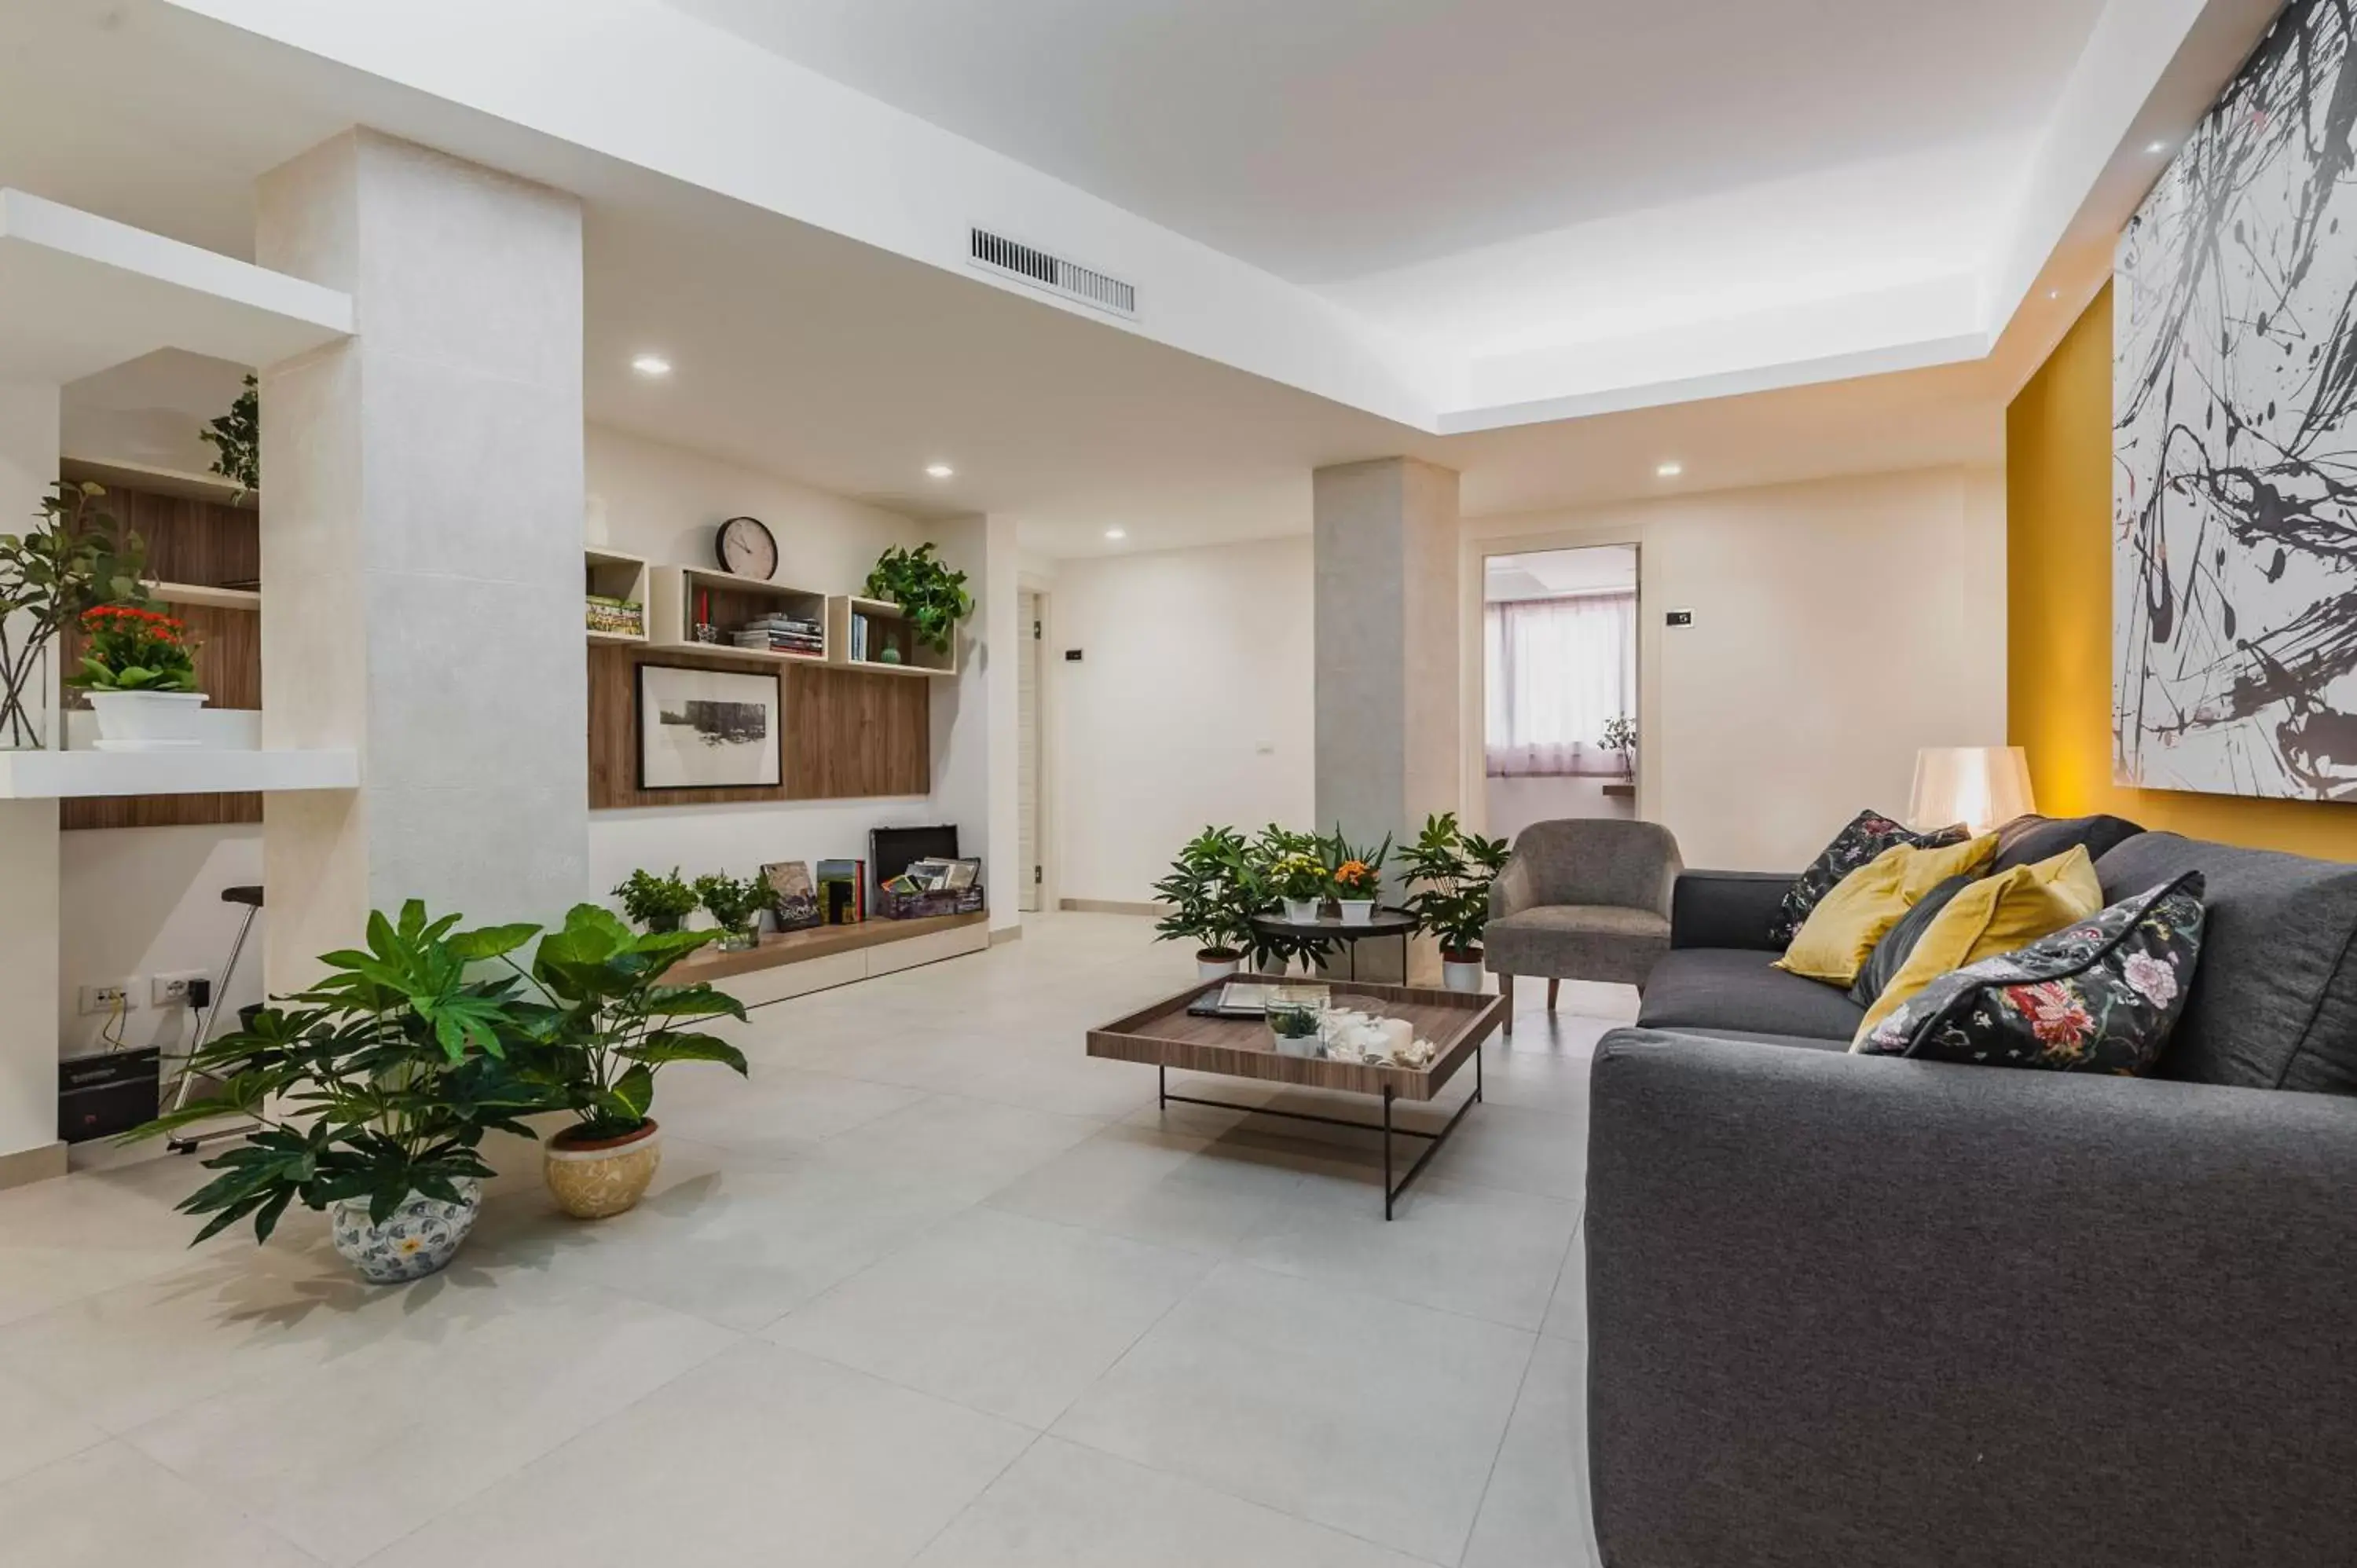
xmin=78 ymin=981 xmax=136 ymax=1017
xmin=152 ymin=970 xmax=209 ymax=1008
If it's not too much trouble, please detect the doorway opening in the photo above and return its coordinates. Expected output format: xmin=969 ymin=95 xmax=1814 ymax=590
xmin=1482 ymin=544 xmax=1640 ymax=846
xmin=1017 ymin=587 xmax=1046 ymax=913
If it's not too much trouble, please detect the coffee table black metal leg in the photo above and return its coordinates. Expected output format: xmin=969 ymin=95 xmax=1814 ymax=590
xmin=1158 ymin=1064 xmax=1165 ymax=1110
xmin=1382 ymin=1089 xmax=1395 ymax=1220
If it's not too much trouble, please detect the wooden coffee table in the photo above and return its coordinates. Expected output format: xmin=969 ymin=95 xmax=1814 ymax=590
xmin=1087 ymin=977 xmax=1505 ymax=1218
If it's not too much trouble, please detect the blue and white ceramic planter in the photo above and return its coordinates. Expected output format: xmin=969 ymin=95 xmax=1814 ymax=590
xmin=328 ymin=1179 xmax=484 ymax=1284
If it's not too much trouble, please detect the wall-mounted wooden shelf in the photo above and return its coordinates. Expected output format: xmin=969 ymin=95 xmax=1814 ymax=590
xmin=826 ymin=595 xmax=958 ymax=676
xmin=671 ymin=910 xmax=988 ymax=1007
xmin=148 ymin=581 xmax=260 ymax=611
xmin=585 ymin=546 xmax=649 ymax=644
xmin=60 ymin=456 xmax=251 ymax=507
xmin=650 ymin=566 xmax=827 ymax=663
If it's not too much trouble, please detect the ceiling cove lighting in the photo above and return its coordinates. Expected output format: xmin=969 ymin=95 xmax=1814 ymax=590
xmin=1104 ymin=528 xmax=1127 ymax=540
xmin=925 ymin=463 xmax=955 ymax=479
xmin=1655 ymin=461 xmax=1684 ymax=478
xmin=629 ymin=354 xmax=673 ymax=378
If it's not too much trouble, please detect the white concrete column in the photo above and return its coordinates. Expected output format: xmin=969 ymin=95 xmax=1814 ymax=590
xmin=255 ymin=131 xmax=588 ymax=987
xmin=0 ymin=381 xmax=65 ymax=1184
xmin=932 ymin=513 xmax=1021 ymax=936
xmin=1313 ymin=456 xmax=1463 ymax=863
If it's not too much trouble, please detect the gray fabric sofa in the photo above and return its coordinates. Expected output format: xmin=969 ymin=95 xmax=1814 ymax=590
xmin=1586 ymin=824 xmax=2357 ymax=1568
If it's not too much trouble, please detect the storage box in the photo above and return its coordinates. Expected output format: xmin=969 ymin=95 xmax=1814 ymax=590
xmin=874 ymin=883 xmax=985 ymax=921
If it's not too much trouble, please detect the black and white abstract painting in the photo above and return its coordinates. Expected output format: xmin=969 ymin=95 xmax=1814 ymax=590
xmin=637 ymin=664 xmax=780 ymax=790
xmin=2115 ymin=0 xmax=2357 ymax=800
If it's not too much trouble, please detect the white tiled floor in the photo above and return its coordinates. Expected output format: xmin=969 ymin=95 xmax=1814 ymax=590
xmin=0 ymin=913 xmax=1620 ymax=1567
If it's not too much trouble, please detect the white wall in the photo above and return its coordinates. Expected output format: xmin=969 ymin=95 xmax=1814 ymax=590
xmin=1485 ymin=775 xmax=1631 ymax=845
xmin=585 ymin=424 xmax=1001 ymax=912
xmin=57 ymin=826 xmax=264 ymax=1058
xmin=1052 ymin=536 xmax=1316 ymax=905
xmin=1464 ymin=465 xmax=2007 ymax=870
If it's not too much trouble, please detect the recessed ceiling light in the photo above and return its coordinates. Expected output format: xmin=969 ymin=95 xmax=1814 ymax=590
xmin=1655 ymin=462 xmax=1684 ymax=478
xmin=1105 ymin=528 xmax=1127 ymax=540
xmin=2146 ymin=141 xmax=2168 ymax=154
xmin=2048 ymin=289 xmax=2062 ymax=300
xmin=629 ymin=354 xmax=672 ymax=378
xmin=925 ymin=463 xmax=955 ymax=479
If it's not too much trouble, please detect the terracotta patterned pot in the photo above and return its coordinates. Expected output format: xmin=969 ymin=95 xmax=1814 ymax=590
xmin=328 ymin=1179 xmax=482 ymax=1284
xmin=544 ymin=1120 xmax=664 ymax=1219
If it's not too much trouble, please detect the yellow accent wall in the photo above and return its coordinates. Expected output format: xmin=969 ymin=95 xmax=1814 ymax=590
xmin=2009 ymin=284 xmax=2357 ymax=858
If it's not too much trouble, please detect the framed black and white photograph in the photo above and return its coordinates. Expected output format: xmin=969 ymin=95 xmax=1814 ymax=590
xmin=2115 ymin=0 xmax=2357 ymax=800
xmin=636 ymin=664 xmax=781 ymax=790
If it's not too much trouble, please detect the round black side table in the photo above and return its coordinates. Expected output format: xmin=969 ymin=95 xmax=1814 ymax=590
xmin=1247 ymin=907 xmax=1418 ymax=981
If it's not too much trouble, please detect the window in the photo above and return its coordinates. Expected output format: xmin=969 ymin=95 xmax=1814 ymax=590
xmin=1484 ymin=590 xmax=1637 ymax=776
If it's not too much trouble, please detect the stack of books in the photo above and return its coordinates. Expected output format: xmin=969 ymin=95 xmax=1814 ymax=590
xmin=585 ymin=594 xmax=644 ymax=638
xmin=731 ymin=614 xmax=823 ymax=658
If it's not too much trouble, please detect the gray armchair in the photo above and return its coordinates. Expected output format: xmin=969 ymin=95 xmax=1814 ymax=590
xmin=1484 ymin=819 xmax=1681 ymax=1032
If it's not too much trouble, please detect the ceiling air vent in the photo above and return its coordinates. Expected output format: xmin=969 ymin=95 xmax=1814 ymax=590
xmin=969 ymin=227 xmax=1137 ymax=319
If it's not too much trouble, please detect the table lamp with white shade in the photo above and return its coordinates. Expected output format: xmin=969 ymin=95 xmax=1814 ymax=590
xmin=1909 ymin=746 xmax=2036 ymax=835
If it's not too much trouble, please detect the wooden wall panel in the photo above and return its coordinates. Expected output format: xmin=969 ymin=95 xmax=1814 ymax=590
xmin=588 ymin=646 xmax=930 ymax=809
xmin=785 ymin=665 xmax=931 ymax=800
xmin=61 ymin=483 xmax=262 ymax=831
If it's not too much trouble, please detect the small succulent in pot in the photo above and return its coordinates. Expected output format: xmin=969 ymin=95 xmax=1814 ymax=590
xmin=613 ymin=866 xmax=698 ymax=932
xmin=693 ymin=872 xmax=768 ymax=951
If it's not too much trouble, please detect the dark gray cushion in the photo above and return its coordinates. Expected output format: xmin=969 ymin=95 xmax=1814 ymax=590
xmin=1849 ymin=873 xmax=1976 ymax=1007
xmin=2095 ymin=833 xmax=2357 ymax=1094
xmin=1637 ymin=947 xmax=1864 ymax=1041
xmin=1651 ymin=1026 xmax=1853 ymax=1053
xmin=1670 ymin=870 xmax=1793 ymax=952
xmin=1992 ymin=812 xmax=2146 ymax=873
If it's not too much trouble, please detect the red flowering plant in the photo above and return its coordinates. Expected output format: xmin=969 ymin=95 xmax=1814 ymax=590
xmin=71 ymin=604 xmax=199 ymax=693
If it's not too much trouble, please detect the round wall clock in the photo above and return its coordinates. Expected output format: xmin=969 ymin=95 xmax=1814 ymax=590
xmin=715 ymin=515 xmax=779 ymax=580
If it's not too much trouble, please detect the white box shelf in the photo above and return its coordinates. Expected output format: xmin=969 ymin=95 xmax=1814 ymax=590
xmin=0 ymin=747 xmax=357 ymax=800
xmin=650 ymin=566 xmax=828 ymax=663
xmin=826 ymin=595 xmax=958 ymax=677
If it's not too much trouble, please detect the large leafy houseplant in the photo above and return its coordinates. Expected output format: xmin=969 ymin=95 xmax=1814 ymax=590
xmin=127 ymin=902 xmax=544 ymax=1247
xmin=515 ymin=904 xmax=749 ymax=1145
xmin=1241 ymin=823 xmax=1336 ymax=973
xmin=1402 ymin=812 xmax=1511 ymax=961
xmin=0 ymin=482 xmax=150 ymax=747
xmin=863 ymin=542 xmax=972 ymax=655
xmin=1153 ymin=826 xmax=1256 ymax=964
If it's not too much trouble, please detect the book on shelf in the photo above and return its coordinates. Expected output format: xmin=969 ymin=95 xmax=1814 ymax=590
xmin=1186 ymin=982 xmax=1331 ymax=1019
xmin=585 ymin=595 xmax=645 ymax=636
xmin=816 ymin=858 xmax=866 ymax=924
xmin=762 ymin=860 xmax=821 ymax=932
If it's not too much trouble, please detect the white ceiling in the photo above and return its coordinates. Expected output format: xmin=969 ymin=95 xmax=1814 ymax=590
xmin=1485 ymin=544 xmax=1638 ymax=603
xmin=665 ymin=0 xmax=2110 ymax=287
xmin=0 ymin=0 xmax=2278 ymax=560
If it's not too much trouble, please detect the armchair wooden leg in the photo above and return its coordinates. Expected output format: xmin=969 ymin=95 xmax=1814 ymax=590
xmin=1547 ymin=977 xmax=1560 ymax=1013
xmin=1500 ymin=973 xmax=1513 ymax=1035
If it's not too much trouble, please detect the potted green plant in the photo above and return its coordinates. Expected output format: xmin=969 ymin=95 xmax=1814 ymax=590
xmin=0 ymin=482 xmax=150 ymax=749
xmin=613 ymin=866 xmax=698 ymax=932
xmin=1153 ymin=825 xmax=1255 ymax=979
xmin=125 ymin=901 xmax=546 ymax=1284
xmin=69 ymin=603 xmax=206 ymax=749
xmin=200 ymin=373 xmax=261 ymax=500
xmin=863 ymin=542 xmax=972 ymax=656
xmin=514 ymin=904 xmax=749 ymax=1219
xmin=693 ymin=871 xmax=766 ymax=951
xmin=1601 ymin=713 xmax=1637 ymax=778
xmin=1323 ymin=826 xmax=1392 ymax=925
xmin=1403 ymin=811 xmax=1512 ymax=991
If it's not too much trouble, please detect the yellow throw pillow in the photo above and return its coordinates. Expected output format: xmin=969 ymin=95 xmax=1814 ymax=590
xmin=1853 ymin=845 xmax=2105 ymax=1040
xmin=1775 ymin=833 xmax=1997 ymax=987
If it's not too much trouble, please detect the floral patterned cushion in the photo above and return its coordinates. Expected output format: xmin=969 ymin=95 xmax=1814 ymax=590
xmin=1771 ymin=810 xmax=1970 ymax=947
xmin=1853 ymin=873 xmax=2207 ymax=1074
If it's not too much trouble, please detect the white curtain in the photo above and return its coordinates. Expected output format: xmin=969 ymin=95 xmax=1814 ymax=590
xmin=1485 ymin=591 xmax=1637 ymax=777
